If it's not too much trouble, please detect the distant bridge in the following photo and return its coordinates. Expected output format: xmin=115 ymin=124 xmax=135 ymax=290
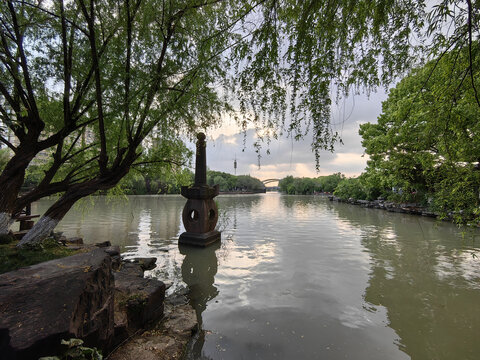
xmin=261 ymin=178 xmax=280 ymax=185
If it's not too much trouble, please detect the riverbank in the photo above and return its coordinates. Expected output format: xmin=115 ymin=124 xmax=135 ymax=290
xmin=327 ymin=195 xmax=438 ymax=217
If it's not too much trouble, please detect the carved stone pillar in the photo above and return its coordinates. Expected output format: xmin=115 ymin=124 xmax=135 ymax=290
xmin=179 ymin=133 xmax=221 ymax=247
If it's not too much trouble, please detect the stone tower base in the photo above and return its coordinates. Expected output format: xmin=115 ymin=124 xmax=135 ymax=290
xmin=178 ymin=230 xmax=221 ymax=247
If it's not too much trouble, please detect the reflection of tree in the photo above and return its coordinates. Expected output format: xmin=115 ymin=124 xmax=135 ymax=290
xmin=180 ymin=242 xmax=220 ymax=327
xmin=281 ymin=194 xmax=317 ymax=209
xmin=217 ymin=195 xmax=261 ymax=212
xmin=332 ymin=203 xmax=480 ymax=360
xmin=216 ymin=195 xmax=262 ymax=233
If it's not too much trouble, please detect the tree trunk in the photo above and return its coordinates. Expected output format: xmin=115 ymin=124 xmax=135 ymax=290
xmin=17 ymin=150 xmax=137 ymax=247
xmin=145 ymin=176 xmax=151 ymax=194
xmin=17 ymin=181 xmax=98 ymax=247
xmin=0 ymin=148 xmax=36 ymax=234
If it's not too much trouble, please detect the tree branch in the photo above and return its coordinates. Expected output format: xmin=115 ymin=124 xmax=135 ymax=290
xmin=7 ymin=1 xmax=42 ymax=129
xmin=10 ymin=0 xmax=89 ymax=36
xmin=123 ymin=0 xmax=133 ymax=143
xmin=60 ymin=0 xmax=73 ymax=127
xmin=0 ymin=134 xmax=16 ymax=152
xmin=466 ymin=0 xmax=480 ymax=107
xmin=79 ymin=0 xmax=108 ymax=172
xmin=134 ymin=13 xmax=176 ymax=143
xmin=133 ymin=159 xmax=186 ymax=167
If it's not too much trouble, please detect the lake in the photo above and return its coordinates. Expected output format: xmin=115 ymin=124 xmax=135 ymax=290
xmin=33 ymin=193 xmax=480 ymax=359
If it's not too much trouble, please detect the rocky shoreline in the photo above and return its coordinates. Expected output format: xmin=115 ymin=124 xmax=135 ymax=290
xmin=0 ymin=239 xmax=197 ymax=360
xmin=327 ymin=195 xmax=438 ymax=217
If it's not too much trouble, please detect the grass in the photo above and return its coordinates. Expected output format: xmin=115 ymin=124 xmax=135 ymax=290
xmin=0 ymin=236 xmax=83 ymax=275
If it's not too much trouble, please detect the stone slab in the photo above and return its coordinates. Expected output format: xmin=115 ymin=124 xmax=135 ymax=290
xmin=0 ymin=248 xmax=114 ymax=359
xmin=178 ymin=230 xmax=221 ymax=247
xmin=65 ymin=237 xmax=84 ymax=245
xmin=181 ymin=184 xmax=219 ymax=200
xmin=114 ymin=271 xmax=166 ymax=332
xmin=131 ymin=257 xmax=157 ymax=271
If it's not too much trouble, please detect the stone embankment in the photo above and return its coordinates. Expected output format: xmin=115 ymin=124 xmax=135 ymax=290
xmin=108 ymin=300 xmax=197 ymax=360
xmin=328 ymin=196 xmax=437 ymax=218
xmin=0 ymin=240 xmax=197 ymax=360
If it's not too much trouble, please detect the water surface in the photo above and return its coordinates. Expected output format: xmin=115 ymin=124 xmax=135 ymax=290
xmin=33 ymin=193 xmax=480 ymax=359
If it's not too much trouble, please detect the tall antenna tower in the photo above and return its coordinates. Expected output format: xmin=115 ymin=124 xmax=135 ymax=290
xmin=233 ymin=155 xmax=237 ymax=175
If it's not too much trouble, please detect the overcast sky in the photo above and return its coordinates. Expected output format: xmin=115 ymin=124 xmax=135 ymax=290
xmin=191 ymin=89 xmax=389 ymax=182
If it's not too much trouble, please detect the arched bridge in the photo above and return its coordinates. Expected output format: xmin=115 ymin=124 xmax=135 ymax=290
xmin=261 ymin=178 xmax=280 ymax=185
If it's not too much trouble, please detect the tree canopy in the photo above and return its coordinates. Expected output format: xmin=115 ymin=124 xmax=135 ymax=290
xmin=358 ymin=43 xmax=480 ymax=223
xmin=0 ymin=0 xmax=479 ymax=244
xmin=207 ymin=170 xmax=265 ymax=192
xmin=278 ymin=173 xmax=345 ymax=195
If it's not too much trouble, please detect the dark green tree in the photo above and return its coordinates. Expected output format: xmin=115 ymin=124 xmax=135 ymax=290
xmin=360 ymin=44 xmax=480 ymax=222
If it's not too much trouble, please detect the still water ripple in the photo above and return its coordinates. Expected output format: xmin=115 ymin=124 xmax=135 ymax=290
xmin=34 ymin=193 xmax=480 ymax=360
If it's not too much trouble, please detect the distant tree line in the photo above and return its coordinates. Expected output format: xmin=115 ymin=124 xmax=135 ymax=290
xmin=121 ymin=169 xmax=266 ymax=194
xmin=207 ymin=171 xmax=265 ymax=192
xmin=18 ymin=166 xmax=266 ymax=195
xmin=278 ymin=173 xmax=345 ymax=195
xmin=121 ymin=168 xmax=194 ymax=195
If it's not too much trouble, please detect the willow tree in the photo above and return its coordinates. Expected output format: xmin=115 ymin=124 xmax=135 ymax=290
xmin=0 ymin=0 xmax=478 ymax=246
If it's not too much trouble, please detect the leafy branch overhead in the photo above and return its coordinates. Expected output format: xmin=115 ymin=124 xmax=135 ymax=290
xmin=0 ymin=0 xmax=478 ymax=244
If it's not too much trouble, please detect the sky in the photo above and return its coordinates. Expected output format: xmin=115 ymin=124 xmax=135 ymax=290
xmin=197 ymin=89 xmax=389 ymax=183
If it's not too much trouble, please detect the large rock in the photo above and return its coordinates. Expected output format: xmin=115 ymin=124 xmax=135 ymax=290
xmin=0 ymin=248 xmax=114 ymax=360
xmin=113 ymin=264 xmax=166 ymax=338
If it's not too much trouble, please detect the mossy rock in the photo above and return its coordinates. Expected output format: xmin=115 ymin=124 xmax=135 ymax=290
xmin=0 ymin=240 xmax=82 ymax=274
xmin=126 ymin=293 xmax=148 ymax=314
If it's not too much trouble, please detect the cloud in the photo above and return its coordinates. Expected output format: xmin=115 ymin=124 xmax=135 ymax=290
xmin=195 ymin=89 xmax=388 ymax=180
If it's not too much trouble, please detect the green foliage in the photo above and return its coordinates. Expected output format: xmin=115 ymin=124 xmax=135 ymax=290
xmin=207 ymin=170 xmax=237 ymax=191
xmin=1 ymin=0 xmax=479 ymax=241
xmin=278 ymin=176 xmax=294 ymax=194
xmin=120 ymin=136 xmax=193 ymax=194
xmin=39 ymin=338 xmax=102 ymax=360
xmin=120 ymin=168 xmax=194 ymax=195
xmin=278 ymin=173 xmax=345 ymax=195
xmin=316 ymin=173 xmax=346 ymax=193
xmin=334 ymin=178 xmax=368 ymax=201
xmin=431 ymin=165 xmax=480 ymax=224
xmin=23 ymin=164 xmax=44 ymax=189
xmin=0 ymin=240 xmax=79 ymax=274
xmin=236 ymin=175 xmax=265 ymax=191
xmin=359 ymin=43 xmax=480 ymax=224
xmin=207 ymin=171 xmax=264 ymax=192
xmin=233 ymin=0 xmax=431 ymax=166
xmin=356 ymin=172 xmax=388 ymax=201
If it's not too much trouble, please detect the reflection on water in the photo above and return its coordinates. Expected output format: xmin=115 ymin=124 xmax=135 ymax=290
xmin=33 ymin=195 xmax=183 ymax=250
xmin=36 ymin=193 xmax=480 ymax=359
xmin=329 ymin=202 xmax=480 ymax=360
xmin=180 ymin=242 xmax=220 ymax=327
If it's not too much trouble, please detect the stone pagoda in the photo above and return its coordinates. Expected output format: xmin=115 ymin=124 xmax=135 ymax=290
xmin=179 ymin=133 xmax=221 ymax=247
